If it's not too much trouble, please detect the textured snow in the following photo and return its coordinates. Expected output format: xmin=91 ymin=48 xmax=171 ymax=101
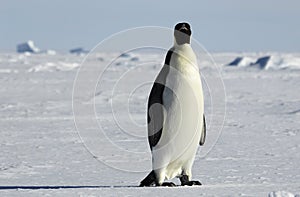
xmin=269 ymin=191 xmax=295 ymax=197
xmin=0 ymin=51 xmax=299 ymax=196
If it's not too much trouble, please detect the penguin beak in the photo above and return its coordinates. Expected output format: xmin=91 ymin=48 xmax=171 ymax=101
xmin=179 ymin=26 xmax=188 ymax=31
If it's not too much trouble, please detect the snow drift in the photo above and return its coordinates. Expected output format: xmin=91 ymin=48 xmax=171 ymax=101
xmin=268 ymin=191 xmax=297 ymax=197
xmin=28 ymin=62 xmax=79 ymax=72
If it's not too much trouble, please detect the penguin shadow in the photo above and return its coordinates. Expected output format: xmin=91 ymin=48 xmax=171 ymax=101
xmin=0 ymin=185 xmax=138 ymax=190
xmin=0 ymin=184 xmax=202 ymax=190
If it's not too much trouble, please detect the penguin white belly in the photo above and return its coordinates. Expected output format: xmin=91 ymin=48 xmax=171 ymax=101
xmin=153 ymin=60 xmax=204 ymax=181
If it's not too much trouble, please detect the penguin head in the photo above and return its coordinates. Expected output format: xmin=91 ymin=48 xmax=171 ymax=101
xmin=174 ymin=22 xmax=192 ymax=45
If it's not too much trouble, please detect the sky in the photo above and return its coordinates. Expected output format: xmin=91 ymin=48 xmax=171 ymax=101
xmin=1 ymin=0 xmax=300 ymax=52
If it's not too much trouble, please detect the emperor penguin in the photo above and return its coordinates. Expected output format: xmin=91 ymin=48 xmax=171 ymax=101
xmin=139 ymin=22 xmax=206 ymax=187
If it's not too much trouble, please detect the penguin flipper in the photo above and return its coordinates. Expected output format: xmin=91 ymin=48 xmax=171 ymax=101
xmin=147 ymin=64 xmax=170 ymax=150
xmin=200 ymin=115 xmax=206 ymax=146
xmin=147 ymin=82 xmax=165 ymax=150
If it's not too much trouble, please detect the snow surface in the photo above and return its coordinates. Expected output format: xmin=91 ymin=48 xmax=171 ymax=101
xmin=268 ymin=191 xmax=295 ymax=197
xmin=0 ymin=51 xmax=299 ymax=196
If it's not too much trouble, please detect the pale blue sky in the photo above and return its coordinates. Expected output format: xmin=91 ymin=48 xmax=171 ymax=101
xmin=1 ymin=0 xmax=300 ymax=52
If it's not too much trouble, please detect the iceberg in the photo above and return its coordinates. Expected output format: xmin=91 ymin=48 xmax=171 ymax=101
xmin=69 ymin=47 xmax=89 ymax=54
xmin=250 ymin=56 xmax=283 ymax=69
xmin=17 ymin=40 xmax=40 ymax=53
xmin=227 ymin=57 xmax=254 ymax=67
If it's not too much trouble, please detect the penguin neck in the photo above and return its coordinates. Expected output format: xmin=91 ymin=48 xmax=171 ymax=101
xmin=173 ymin=39 xmax=193 ymax=55
xmin=174 ymin=37 xmax=191 ymax=48
xmin=171 ymin=42 xmax=198 ymax=73
xmin=173 ymin=42 xmax=191 ymax=50
xmin=174 ymin=33 xmax=191 ymax=45
xmin=172 ymin=40 xmax=193 ymax=55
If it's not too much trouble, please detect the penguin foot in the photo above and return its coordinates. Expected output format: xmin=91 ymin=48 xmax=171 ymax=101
xmin=139 ymin=170 xmax=156 ymax=187
xmin=180 ymin=175 xmax=202 ymax=186
xmin=161 ymin=182 xmax=176 ymax=187
xmin=181 ymin=180 xmax=202 ymax=186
